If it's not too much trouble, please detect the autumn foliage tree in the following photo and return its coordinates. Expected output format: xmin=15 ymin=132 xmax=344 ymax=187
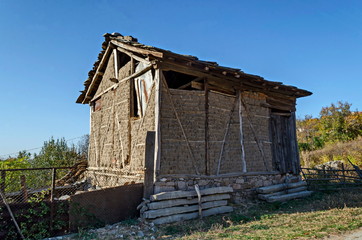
xmin=297 ymin=101 xmax=362 ymax=152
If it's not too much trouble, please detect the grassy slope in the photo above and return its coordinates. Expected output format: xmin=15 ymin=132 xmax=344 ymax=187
xmin=157 ymin=190 xmax=362 ymax=239
xmin=300 ymin=137 xmax=362 ymax=168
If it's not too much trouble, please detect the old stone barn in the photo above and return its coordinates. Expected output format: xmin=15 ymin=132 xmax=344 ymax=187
xmin=77 ymin=33 xmax=311 ymax=202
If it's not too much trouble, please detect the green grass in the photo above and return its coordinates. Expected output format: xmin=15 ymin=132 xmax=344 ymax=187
xmin=156 ymin=189 xmax=362 ymax=239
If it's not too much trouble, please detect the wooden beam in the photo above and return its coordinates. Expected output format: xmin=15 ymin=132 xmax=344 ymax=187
xmin=111 ymin=40 xmax=163 ymax=58
xmin=83 ymin=43 xmax=113 ymax=103
xmin=238 ymin=92 xmax=247 ymax=173
xmin=116 ymin=46 xmax=150 ymax=64
xmin=204 ymin=78 xmax=209 ymax=175
xmin=113 ymin=49 xmax=118 ymax=79
xmin=154 ymin=69 xmax=161 ymax=179
xmin=144 ymin=131 xmax=155 ymax=199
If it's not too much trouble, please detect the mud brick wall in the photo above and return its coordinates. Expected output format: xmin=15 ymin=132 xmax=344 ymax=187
xmin=160 ymin=88 xmax=206 ymax=175
xmin=87 ymin=52 xmax=155 ymax=187
xmin=240 ymin=91 xmax=273 ymax=172
xmin=208 ymin=92 xmax=243 ymax=174
xmin=159 ymin=89 xmax=274 ymax=176
xmin=154 ymin=173 xmax=284 ymax=203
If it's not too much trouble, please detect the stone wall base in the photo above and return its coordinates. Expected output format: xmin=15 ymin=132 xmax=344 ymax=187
xmin=154 ymin=173 xmax=294 ymax=203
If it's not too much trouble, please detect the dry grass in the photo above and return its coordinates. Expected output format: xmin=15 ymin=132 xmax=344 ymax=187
xmin=300 ymin=137 xmax=362 ymax=168
xmin=157 ymin=189 xmax=362 ymax=239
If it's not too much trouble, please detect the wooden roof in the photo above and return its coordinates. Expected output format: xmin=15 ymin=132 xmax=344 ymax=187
xmin=77 ymin=33 xmax=312 ymax=104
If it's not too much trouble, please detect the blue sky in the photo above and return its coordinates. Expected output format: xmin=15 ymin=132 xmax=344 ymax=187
xmin=0 ymin=0 xmax=361 ymax=156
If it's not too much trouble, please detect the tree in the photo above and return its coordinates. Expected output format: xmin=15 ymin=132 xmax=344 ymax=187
xmin=32 ymin=137 xmax=80 ymax=167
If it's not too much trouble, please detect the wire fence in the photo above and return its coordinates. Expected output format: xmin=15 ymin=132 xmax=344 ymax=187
xmin=0 ymin=165 xmax=88 ymax=239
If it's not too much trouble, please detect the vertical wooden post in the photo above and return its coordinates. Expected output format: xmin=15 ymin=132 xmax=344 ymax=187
xmin=144 ymin=131 xmax=155 ymax=199
xmin=341 ymin=163 xmax=346 ymax=183
xmin=0 ymin=171 xmax=5 ymax=194
xmin=204 ymin=78 xmax=209 ymax=175
xmin=20 ymin=175 xmax=28 ymax=203
xmin=51 ymin=168 xmax=56 ymax=202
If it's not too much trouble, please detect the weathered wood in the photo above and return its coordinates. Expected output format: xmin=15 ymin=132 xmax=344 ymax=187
xmin=113 ymin=49 xmax=119 ymax=79
xmin=238 ymin=92 xmax=247 ymax=173
xmin=147 ymin=194 xmax=230 ymax=210
xmin=258 ymin=186 xmax=308 ymax=200
xmin=144 ymin=131 xmax=155 ymax=199
xmin=204 ymin=78 xmax=209 ymax=175
xmin=265 ymin=191 xmax=313 ymax=203
xmin=111 ymin=40 xmax=163 ymax=58
xmin=144 ymin=200 xmax=227 ymax=219
xmin=0 ymin=171 xmax=5 ymax=193
xmin=152 ymin=206 xmax=233 ymax=225
xmin=256 ymin=181 xmax=307 ymax=194
xmin=0 ymin=190 xmax=25 ymax=239
xmin=150 ymin=186 xmax=233 ymax=201
xmin=116 ymin=47 xmax=150 ymax=64
xmin=83 ymin=43 xmax=113 ymax=103
xmin=154 ymin=69 xmax=161 ymax=178
xmin=117 ymin=65 xmax=153 ymax=86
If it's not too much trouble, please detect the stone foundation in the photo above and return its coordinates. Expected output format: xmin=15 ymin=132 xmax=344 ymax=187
xmin=154 ymin=173 xmax=289 ymax=203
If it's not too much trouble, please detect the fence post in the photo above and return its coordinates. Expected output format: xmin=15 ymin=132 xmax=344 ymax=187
xmin=0 ymin=170 xmax=5 ymax=194
xmin=341 ymin=163 xmax=346 ymax=182
xmin=20 ymin=175 xmax=28 ymax=203
xmin=50 ymin=168 xmax=56 ymax=233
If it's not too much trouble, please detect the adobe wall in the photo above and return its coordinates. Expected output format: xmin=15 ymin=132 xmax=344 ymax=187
xmin=159 ymin=86 xmax=274 ymax=176
xmin=87 ymin=52 xmax=155 ymax=187
xmin=159 ymin=88 xmax=206 ymax=175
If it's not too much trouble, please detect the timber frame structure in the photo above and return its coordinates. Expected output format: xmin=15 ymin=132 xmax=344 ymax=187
xmin=77 ymin=33 xmax=312 ymax=201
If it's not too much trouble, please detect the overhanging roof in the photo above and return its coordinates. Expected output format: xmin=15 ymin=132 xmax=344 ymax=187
xmin=77 ymin=33 xmax=312 ymax=104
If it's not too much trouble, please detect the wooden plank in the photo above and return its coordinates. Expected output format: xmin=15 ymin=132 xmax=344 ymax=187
xmin=147 ymin=194 xmax=230 ymax=210
xmin=256 ymin=181 xmax=307 ymax=194
xmin=152 ymin=206 xmax=233 ymax=225
xmin=258 ymin=186 xmax=308 ymax=200
xmin=0 ymin=171 xmax=5 ymax=193
xmin=113 ymin=49 xmax=119 ymax=79
xmin=143 ymin=200 xmax=227 ymax=219
xmin=111 ymin=40 xmax=163 ymax=58
xmin=83 ymin=43 xmax=113 ymax=103
xmin=150 ymin=186 xmax=233 ymax=201
xmin=144 ymin=131 xmax=155 ymax=199
xmin=238 ymin=91 xmax=247 ymax=173
xmin=116 ymin=47 xmax=150 ymax=64
xmin=204 ymin=78 xmax=209 ymax=175
xmin=154 ymin=69 xmax=161 ymax=178
xmin=265 ymin=191 xmax=313 ymax=203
